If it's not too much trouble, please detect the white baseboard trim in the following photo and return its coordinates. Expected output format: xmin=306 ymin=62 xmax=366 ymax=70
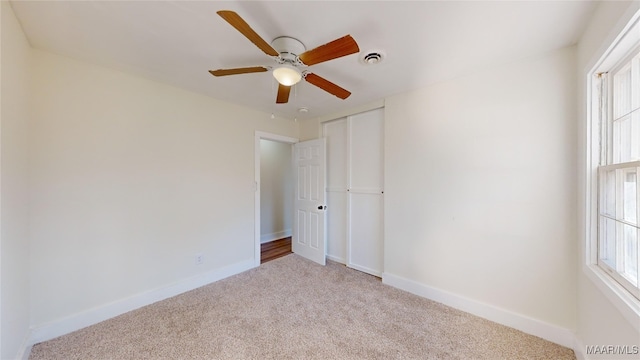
xmin=573 ymin=336 xmax=587 ymax=360
xmin=20 ymin=344 xmax=33 ymax=360
xmin=382 ymin=272 xmax=576 ymax=349
xmin=326 ymin=254 xmax=345 ymax=264
xmin=15 ymin=332 xmax=33 ymax=360
xmin=260 ymin=229 xmax=292 ymax=243
xmin=28 ymin=259 xmax=256 ymax=346
xmin=348 ymin=263 xmax=382 ymax=278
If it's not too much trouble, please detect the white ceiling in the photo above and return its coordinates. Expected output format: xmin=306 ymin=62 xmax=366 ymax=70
xmin=10 ymin=0 xmax=598 ymax=120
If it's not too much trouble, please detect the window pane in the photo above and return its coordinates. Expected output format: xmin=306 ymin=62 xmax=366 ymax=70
xmin=614 ymin=63 xmax=632 ymax=119
xmin=600 ymin=216 xmax=617 ymax=269
xmin=623 ymin=169 xmax=637 ymax=224
xmin=613 ymin=113 xmax=640 ymax=163
xmin=633 ymin=54 xmax=640 ymax=113
xmin=631 ymin=111 xmax=640 ymax=161
xmin=622 ymin=224 xmax=638 ymax=286
xmin=601 ymin=170 xmax=616 ymax=217
xmin=613 ymin=117 xmax=621 ymax=163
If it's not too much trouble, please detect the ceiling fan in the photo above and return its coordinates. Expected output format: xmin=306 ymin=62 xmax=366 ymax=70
xmin=209 ymin=10 xmax=360 ymax=104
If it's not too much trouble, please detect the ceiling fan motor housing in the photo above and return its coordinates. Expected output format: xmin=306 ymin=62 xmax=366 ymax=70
xmin=271 ymin=36 xmax=306 ymax=63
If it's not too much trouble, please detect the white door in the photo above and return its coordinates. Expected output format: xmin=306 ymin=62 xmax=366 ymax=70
xmin=293 ymin=138 xmax=327 ymax=265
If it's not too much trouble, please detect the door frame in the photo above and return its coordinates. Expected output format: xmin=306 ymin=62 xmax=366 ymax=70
xmin=254 ymin=131 xmax=299 ymax=267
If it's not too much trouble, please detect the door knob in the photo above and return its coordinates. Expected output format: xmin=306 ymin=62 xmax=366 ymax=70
xmin=317 ymin=205 xmax=327 ymax=210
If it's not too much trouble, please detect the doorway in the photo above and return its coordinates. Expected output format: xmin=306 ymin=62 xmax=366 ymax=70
xmin=254 ymin=132 xmax=298 ymax=266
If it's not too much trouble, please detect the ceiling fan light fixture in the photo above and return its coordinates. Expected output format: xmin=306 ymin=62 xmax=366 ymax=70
xmin=273 ymin=64 xmax=302 ymax=86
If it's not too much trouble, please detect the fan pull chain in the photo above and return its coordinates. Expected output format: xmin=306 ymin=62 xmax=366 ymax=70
xmin=270 ymin=77 xmax=276 ymax=119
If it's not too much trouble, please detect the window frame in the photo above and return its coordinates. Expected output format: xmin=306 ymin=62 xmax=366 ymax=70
xmin=585 ymin=8 xmax=640 ymax=329
xmin=597 ymin=162 xmax=640 ymax=299
xmin=596 ymin=46 xmax=640 ymax=300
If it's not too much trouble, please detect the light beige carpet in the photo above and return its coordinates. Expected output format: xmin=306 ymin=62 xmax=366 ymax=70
xmin=30 ymin=254 xmax=575 ymax=359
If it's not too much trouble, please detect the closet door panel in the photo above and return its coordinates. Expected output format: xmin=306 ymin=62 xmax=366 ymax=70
xmin=325 ymin=119 xmax=348 ymax=189
xmin=347 ymin=108 xmax=384 ymax=276
xmin=323 ymin=118 xmax=348 ymax=263
xmin=349 ymin=110 xmax=384 ymax=191
xmin=348 ymin=192 xmax=384 ymax=276
xmin=327 ymin=191 xmax=347 ymax=262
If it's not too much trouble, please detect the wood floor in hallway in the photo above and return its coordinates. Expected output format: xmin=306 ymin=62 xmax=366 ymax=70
xmin=260 ymin=237 xmax=292 ymax=264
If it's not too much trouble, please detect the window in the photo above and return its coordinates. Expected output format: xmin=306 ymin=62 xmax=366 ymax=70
xmin=594 ymin=41 xmax=640 ymax=300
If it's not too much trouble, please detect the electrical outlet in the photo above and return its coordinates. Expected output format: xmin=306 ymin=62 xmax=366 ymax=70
xmin=195 ymin=253 xmax=203 ymax=265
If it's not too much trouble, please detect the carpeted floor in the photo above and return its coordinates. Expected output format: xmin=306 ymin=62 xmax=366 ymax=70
xmin=29 ymin=254 xmax=575 ymax=359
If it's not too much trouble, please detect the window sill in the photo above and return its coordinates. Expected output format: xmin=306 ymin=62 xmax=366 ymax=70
xmin=583 ymin=264 xmax=640 ymax=332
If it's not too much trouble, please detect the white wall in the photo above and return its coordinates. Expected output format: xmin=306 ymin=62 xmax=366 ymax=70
xmin=28 ymin=49 xmax=297 ymax=329
xmin=1 ymin=2 xmax=32 ymax=358
xmin=383 ymin=46 xmax=578 ymax=335
xmin=576 ymin=1 xmax=640 ymax=358
xmin=259 ymin=139 xmax=292 ymax=243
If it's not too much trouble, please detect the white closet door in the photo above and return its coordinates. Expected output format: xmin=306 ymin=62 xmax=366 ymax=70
xmin=347 ymin=109 xmax=384 ymax=276
xmin=323 ymin=119 xmax=348 ymax=263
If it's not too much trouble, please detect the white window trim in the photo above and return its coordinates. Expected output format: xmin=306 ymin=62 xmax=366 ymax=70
xmin=585 ymin=8 xmax=640 ymax=332
xmin=597 ymin=161 xmax=640 ymax=298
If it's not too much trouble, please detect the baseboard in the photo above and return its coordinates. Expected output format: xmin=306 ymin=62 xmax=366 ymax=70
xmin=382 ymin=272 xmax=576 ymax=349
xmin=326 ymin=254 xmax=345 ymax=264
xmin=260 ymin=229 xmax=292 ymax=243
xmin=20 ymin=344 xmax=33 ymax=360
xmin=573 ymin=336 xmax=587 ymax=360
xmin=15 ymin=332 xmax=33 ymax=360
xmin=28 ymin=259 xmax=256 ymax=345
xmin=347 ymin=263 xmax=382 ymax=278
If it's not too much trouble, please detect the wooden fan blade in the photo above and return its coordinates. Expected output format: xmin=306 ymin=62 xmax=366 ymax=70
xmin=209 ymin=67 xmax=268 ymax=76
xmin=217 ymin=10 xmax=279 ymax=57
xmin=304 ymin=73 xmax=351 ymax=100
xmin=298 ymin=35 xmax=359 ymax=66
xmin=276 ymin=84 xmax=291 ymax=104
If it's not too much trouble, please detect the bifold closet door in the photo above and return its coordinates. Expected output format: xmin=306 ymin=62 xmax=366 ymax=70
xmin=324 ymin=119 xmax=348 ymax=263
xmin=347 ymin=109 xmax=384 ymax=276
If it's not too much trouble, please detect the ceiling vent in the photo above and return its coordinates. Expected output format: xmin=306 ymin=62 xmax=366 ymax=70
xmin=362 ymin=52 xmax=383 ymax=64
